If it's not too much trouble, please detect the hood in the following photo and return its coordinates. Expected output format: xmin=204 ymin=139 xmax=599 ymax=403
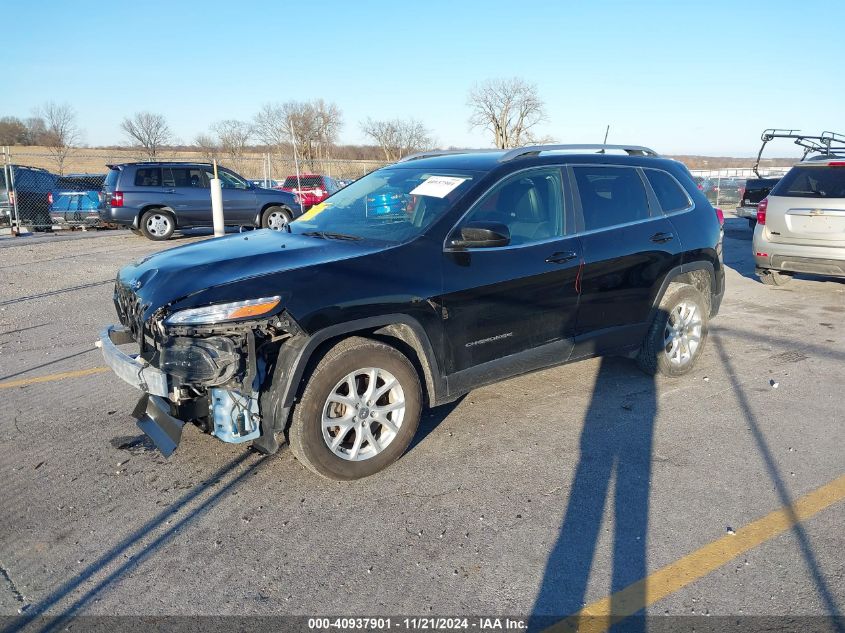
xmin=117 ymin=229 xmax=379 ymax=317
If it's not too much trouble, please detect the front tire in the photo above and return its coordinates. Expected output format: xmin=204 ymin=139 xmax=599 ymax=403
xmin=758 ymin=269 xmax=793 ymax=286
xmin=140 ymin=209 xmax=175 ymax=240
xmin=637 ymin=282 xmax=709 ymax=377
xmin=261 ymin=206 xmax=292 ymax=231
xmin=288 ymin=337 xmax=422 ymax=480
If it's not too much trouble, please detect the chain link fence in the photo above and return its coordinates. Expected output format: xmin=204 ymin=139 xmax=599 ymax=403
xmin=688 ymin=167 xmax=791 ymax=209
xmin=1 ymin=147 xmax=389 ymax=231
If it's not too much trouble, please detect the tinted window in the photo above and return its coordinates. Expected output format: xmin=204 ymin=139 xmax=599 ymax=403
xmin=574 ymin=166 xmax=650 ymax=231
xmin=283 ymin=175 xmax=324 ymax=189
xmin=163 ymin=167 xmax=206 ymax=188
xmin=462 ymin=168 xmax=564 ymax=245
xmin=203 ymin=169 xmax=248 ymax=189
xmin=771 ymin=166 xmax=845 ymax=198
xmin=645 ymin=170 xmax=690 ymax=213
xmin=134 ymin=168 xmax=162 ymax=187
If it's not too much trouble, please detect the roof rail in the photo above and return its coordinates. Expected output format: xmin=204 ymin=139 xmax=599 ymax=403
xmin=498 ymin=144 xmax=658 ymax=162
xmin=396 ymin=149 xmax=500 ymax=163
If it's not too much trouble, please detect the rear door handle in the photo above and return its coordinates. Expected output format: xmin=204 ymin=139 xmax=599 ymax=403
xmin=545 ymin=251 xmax=578 ymax=264
xmin=650 ymin=232 xmax=674 ymax=243
xmin=164 ymin=188 xmax=176 ymax=194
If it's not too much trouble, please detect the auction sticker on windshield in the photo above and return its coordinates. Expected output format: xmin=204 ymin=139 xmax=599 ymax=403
xmin=410 ymin=176 xmax=467 ymax=198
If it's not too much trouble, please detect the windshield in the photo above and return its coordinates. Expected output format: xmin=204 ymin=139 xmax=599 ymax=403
xmin=289 ymin=167 xmax=480 ymax=242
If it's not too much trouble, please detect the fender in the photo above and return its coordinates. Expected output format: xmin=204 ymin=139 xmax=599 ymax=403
xmin=261 ymin=313 xmax=445 ymax=435
xmin=647 ymin=260 xmax=718 ymax=324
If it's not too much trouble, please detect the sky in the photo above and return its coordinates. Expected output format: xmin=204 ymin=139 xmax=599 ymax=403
xmin=3 ymin=0 xmax=843 ymax=157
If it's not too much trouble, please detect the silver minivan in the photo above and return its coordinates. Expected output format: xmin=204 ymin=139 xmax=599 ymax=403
xmin=753 ymin=157 xmax=845 ymax=285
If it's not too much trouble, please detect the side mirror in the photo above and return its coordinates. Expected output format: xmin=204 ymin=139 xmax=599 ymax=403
xmin=450 ymin=221 xmax=510 ymax=249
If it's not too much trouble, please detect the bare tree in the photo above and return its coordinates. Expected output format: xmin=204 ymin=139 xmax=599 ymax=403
xmin=254 ymin=100 xmax=342 ymax=169
xmin=467 ymin=78 xmax=546 ymax=149
xmin=193 ymin=133 xmax=219 ymax=162
xmin=361 ymin=118 xmax=433 ymax=161
xmin=212 ymin=119 xmax=252 ymax=169
xmin=37 ymin=102 xmax=80 ymax=174
xmin=0 ymin=117 xmax=28 ymax=145
xmin=24 ymin=117 xmax=48 ymax=145
xmin=121 ymin=112 xmax=172 ymax=159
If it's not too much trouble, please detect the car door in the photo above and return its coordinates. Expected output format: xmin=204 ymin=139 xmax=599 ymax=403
xmin=439 ymin=166 xmax=582 ymax=381
xmin=570 ymin=165 xmax=682 ymax=353
xmin=215 ymin=168 xmax=257 ymax=224
xmin=162 ymin=166 xmax=211 ymax=226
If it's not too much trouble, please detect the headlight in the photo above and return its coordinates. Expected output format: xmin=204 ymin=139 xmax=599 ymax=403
xmin=166 ymin=296 xmax=281 ymax=325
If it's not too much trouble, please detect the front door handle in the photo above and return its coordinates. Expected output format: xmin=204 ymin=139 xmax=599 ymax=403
xmin=164 ymin=188 xmax=176 ymax=194
xmin=650 ymin=232 xmax=674 ymax=243
xmin=545 ymin=251 xmax=578 ymax=264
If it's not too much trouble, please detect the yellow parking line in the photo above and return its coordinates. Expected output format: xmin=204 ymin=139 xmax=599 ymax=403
xmin=547 ymin=473 xmax=845 ymax=633
xmin=0 ymin=366 xmax=109 ymax=390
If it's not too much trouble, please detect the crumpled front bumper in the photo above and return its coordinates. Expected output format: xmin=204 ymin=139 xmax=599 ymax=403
xmin=98 ymin=325 xmax=184 ymax=456
xmin=97 ymin=325 xmax=168 ymax=397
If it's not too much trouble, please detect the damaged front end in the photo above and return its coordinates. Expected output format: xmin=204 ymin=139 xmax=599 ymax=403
xmin=99 ymin=283 xmax=304 ymax=457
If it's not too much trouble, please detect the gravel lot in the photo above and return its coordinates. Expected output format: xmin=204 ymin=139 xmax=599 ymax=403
xmin=0 ymin=219 xmax=842 ymax=629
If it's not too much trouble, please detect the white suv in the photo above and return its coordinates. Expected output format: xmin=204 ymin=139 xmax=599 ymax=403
xmin=753 ymin=157 xmax=845 ymax=286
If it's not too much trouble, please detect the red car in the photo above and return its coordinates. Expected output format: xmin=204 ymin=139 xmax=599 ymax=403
xmin=279 ymin=174 xmax=341 ymax=209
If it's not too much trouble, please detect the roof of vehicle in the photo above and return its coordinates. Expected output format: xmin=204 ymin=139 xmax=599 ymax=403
xmin=107 ymin=162 xmax=215 ymax=169
xmin=389 ymin=145 xmax=667 ymax=171
xmin=796 ymin=156 xmax=845 ymax=167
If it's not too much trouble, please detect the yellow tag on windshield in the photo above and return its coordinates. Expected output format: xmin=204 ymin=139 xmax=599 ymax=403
xmin=298 ymin=202 xmax=329 ymax=222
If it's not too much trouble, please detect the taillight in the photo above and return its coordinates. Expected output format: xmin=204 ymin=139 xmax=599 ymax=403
xmin=715 ymin=207 xmax=724 ymax=226
xmin=757 ymin=198 xmax=768 ymax=225
xmin=111 ymin=191 xmax=124 ymax=207
xmin=48 ymin=192 xmax=54 ymax=204
xmin=828 ymin=161 xmax=845 ymax=167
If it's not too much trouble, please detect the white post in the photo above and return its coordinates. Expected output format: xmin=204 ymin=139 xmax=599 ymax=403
xmin=210 ymin=159 xmax=224 ymax=237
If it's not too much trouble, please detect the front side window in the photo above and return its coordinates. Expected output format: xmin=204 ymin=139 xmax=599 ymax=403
xmin=291 ymin=167 xmax=479 ymax=243
xmin=459 ymin=168 xmax=564 ymax=245
xmin=771 ymin=166 xmax=845 ymax=198
xmin=645 ymin=169 xmax=691 ymax=213
xmin=134 ymin=168 xmax=162 ymax=187
xmin=574 ymin=166 xmax=650 ymax=231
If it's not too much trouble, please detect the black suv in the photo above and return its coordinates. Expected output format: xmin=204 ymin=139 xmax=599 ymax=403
xmin=1 ymin=164 xmax=56 ymax=230
xmin=99 ymin=145 xmax=724 ymax=479
xmin=99 ymin=162 xmax=302 ymax=240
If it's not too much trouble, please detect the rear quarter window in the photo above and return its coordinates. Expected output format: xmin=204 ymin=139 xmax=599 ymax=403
xmin=104 ymin=169 xmax=121 ymax=190
xmin=645 ymin=169 xmax=691 ymax=213
xmin=771 ymin=166 xmax=845 ymax=198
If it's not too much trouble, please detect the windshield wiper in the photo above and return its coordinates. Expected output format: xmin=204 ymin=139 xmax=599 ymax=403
xmin=302 ymin=231 xmax=362 ymax=241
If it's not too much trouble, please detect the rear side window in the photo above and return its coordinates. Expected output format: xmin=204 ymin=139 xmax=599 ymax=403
xmin=771 ymin=166 xmax=845 ymax=198
xmin=645 ymin=169 xmax=691 ymax=213
xmin=163 ymin=167 xmax=206 ymax=188
xmin=574 ymin=166 xmax=650 ymax=231
xmin=134 ymin=168 xmax=162 ymax=187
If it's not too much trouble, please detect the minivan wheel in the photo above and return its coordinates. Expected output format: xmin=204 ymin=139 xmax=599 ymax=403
xmin=140 ymin=209 xmax=175 ymax=240
xmin=759 ymin=269 xmax=793 ymax=286
xmin=637 ymin=282 xmax=708 ymax=377
xmin=261 ymin=206 xmax=292 ymax=231
xmin=288 ymin=337 xmax=422 ymax=480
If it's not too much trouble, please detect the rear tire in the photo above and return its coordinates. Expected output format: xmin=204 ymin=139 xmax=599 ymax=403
xmin=747 ymin=217 xmax=757 ymax=229
xmin=758 ymin=269 xmax=793 ymax=286
xmin=261 ymin=206 xmax=292 ymax=231
xmin=140 ymin=209 xmax=175 ymax=240
xmin=288 ymin=337 xmax=422 ymax=480
xmin=637 ymin=282 xmax=709 ymax=377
